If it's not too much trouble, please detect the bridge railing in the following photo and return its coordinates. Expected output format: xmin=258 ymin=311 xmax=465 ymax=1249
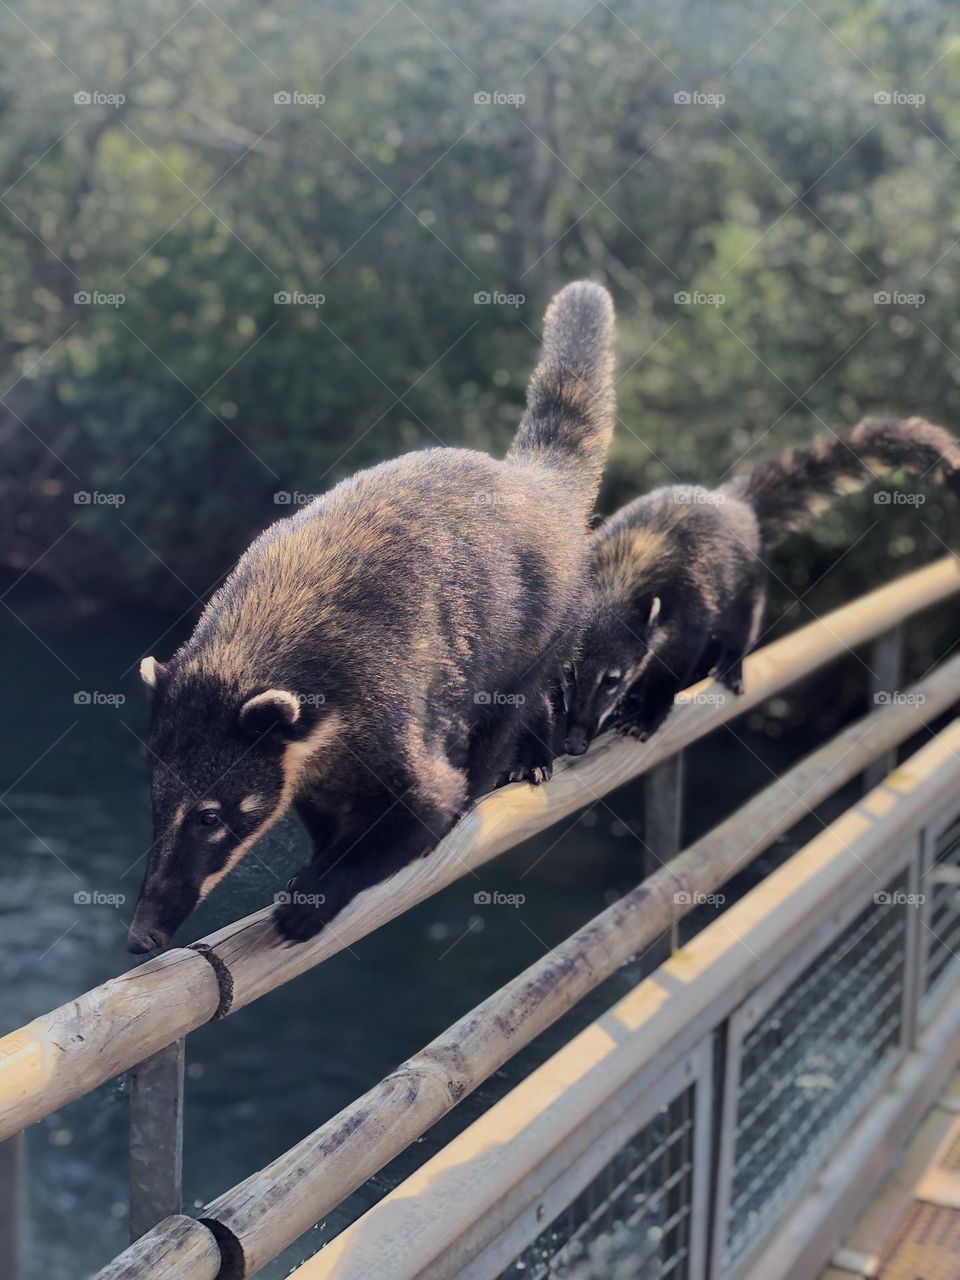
xmin=0 ymin=556 xmax=958 ymax=1278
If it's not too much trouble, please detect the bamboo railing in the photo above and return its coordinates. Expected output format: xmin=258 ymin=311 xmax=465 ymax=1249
xmin=0 ymin=556 xmax=958 ymax=1280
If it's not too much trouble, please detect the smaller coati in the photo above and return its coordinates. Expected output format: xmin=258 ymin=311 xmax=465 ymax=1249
xmin=562 ymin=417 xmax=960 ymax=755
xmin=128 ymin=280 xmax=615 ymax=951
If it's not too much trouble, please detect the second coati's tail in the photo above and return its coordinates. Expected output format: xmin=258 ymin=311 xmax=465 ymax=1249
xmin=507 ymin=281 xmax=615 ymax=515
xmin=725 ymin=416 xmax=960 ymax=543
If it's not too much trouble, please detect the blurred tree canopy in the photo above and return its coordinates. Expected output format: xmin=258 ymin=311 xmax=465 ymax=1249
xmin=2 ymin=0 xmax=959 ymax=620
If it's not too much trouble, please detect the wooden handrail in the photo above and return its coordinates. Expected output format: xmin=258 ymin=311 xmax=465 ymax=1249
xmin=97 ymin=689 xmax=960 ymax=1279
xmin=0 ymin=556 xmax=956 ymax=1143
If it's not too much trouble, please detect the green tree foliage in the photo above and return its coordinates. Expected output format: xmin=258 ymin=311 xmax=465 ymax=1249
xmin=1 ymin=0 xmax=958 ymax=615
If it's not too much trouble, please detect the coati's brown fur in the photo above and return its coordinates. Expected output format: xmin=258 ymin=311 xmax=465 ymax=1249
xmin=562 ymin=416 xmax=960 ymax=753
xmin=128 ymin=281 xmax=615 ymax=951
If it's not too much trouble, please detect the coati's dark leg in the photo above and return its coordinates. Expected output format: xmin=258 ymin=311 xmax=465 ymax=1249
xmin=508 ymin=688 xmax=557 ymax=786
xmin=715 ymin=581 xmax=766 ymax=695
xmin=619 ymin=620 xmax=712 ymax=741
xmin=276 ymin=751 xmax=467 ymax=943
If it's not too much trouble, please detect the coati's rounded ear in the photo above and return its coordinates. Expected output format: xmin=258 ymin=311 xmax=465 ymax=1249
xmin=238 ymin=689 xmax=302 ymax=738
xmin=140 ymin=656 xmax=166 ymax=691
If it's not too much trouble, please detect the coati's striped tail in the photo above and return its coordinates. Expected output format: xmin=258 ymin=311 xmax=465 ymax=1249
xmin=508 ymin=281 xmax=615 ymax=514
xmin=726 ymin=416 xmax=960 ymax=542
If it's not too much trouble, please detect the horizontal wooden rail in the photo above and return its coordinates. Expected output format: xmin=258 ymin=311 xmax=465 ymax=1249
xmin=94 ymin=666 xmax=960 ymax=1279
xmin=1 ymin=556 xmax=956 ymax=1145
xmin=93 ymin=1216 xmax=221 ymax=1280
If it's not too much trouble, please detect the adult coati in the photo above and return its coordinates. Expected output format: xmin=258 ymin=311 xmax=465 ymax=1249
xmin=562 ymin=416 xmax=960 ymax=755
xmin=127 ymin=281 xmax=615 ymax=951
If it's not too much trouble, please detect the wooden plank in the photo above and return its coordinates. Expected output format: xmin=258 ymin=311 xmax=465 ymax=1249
xmin=129 ymin=1039 xmax=185 ymax=1241
xmin=196 ymin=718 xmax=960 ymax=1279
xmin=91 ymin=1215 xmax=221 ymax=1280
xmin=643 ymin=752 xmax=684 ymax=968
xmin=0 ymin=949 xmax=219 ymax=1142
xmin=0 ymin=558 xmax=956 ymax=1144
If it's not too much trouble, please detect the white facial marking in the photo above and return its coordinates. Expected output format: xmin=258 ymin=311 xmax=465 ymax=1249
xmin=197 ymin=713 xmax=344 ymax=902
xmin=140 ymin=656 xmax=159 ymax=688
xmin=239 ymin=793 xmax=265 ymax=814
xmin=648 ymin=596 xmax=661 ymax=625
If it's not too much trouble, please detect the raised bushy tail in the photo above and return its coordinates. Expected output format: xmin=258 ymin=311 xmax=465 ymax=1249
xmin=725 ymin=416 xmax=960 ymax=543
xmin=507 ymin=281 xmax=615 ymax=516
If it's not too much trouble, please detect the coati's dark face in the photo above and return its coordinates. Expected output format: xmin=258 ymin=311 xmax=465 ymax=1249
xmin=563 ymin=595 xmax=661 ymax=756
xmin=127 ymin=657 xmax=338 ymax=954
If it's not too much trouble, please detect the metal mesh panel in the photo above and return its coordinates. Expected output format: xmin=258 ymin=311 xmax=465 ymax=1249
xmin=924 ymin=813 xmax=960 ymax=1000
xmin=723 ymin=882 xmax=907 ymax=1270
xmin=500 ymin=1086 xmax=695 ymax=1280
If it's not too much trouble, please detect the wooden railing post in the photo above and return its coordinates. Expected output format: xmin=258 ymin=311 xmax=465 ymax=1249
xmin=643 ymin=751 xmax=685 ymax=969
xmin=865 ymin=625 xmax=906 ymax=791
xmin=0 ymin=1132 xmax=25 ymax=1280
xmin=129 ymin=1039 xmax=185 ymax=1242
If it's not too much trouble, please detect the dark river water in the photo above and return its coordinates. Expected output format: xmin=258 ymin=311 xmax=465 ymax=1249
xmin=0 ymin=577 xmax=901 ymax=1278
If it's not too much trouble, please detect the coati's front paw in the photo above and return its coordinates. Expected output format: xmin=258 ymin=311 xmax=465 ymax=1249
xmin=618 ymin=722 xmax=647 ymax=741
xmin=508 ymin=761 xmax=553 ymax=785
xmin=273 ymin=870 xmax=341 ymax=944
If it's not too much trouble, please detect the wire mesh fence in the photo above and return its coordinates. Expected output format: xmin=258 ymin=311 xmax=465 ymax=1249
xmin=924 ymin=813 xmax=960 ymax=1005
xmin=500 ymin=1087 xmax=696 ymax=1280
xmin=722 ymin=878 xmax=908 ymax=1271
